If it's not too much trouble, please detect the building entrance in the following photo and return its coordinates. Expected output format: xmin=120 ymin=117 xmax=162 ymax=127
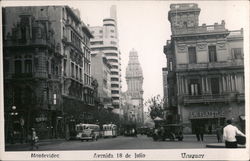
xmin=191 ymin=118 xmax=225 ymax=134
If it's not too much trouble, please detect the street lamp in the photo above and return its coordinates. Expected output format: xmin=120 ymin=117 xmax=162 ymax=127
xmin=10 ymin=105 xmax=18 ymax=116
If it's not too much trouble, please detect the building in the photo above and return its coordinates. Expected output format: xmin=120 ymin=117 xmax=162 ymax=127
xmin=3 ymin=7 xmax=63 ymax=140
xmin=164 ymin=3 xmax=245 ymax=134
xmin=125 ymin=49 xmax=144 ymax=126
xmin=89 ymin=6 xmax=122 ymax=111
xmin=91 ymin=52 xmax=113 ymax=110
xmin=3 ymin=6 xmax=95 ymax=141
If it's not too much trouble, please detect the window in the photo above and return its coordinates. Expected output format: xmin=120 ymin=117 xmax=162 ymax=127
xmin=110 ymin=30 xmax=114 ymax=33
xmin=188 ymin=47 xmax=197 ymax=64
xmin=232 ymin=48 xmax=243 ymax=59
xmin=80 ymin=68 xmax=82 ymax=81
xmin=111 ymin=84 xmax=119 ymax=88
xmin=99 ymin=30 xmax=103 ymax=33
xmin=189 ymin=79 xmax=200 ymax=96
xmin=111 ymin=78 xmax=119 ymax=81
xmin=210 ymin=78 xmax=220 ymax=94
xmin=63 ymin=59 xmax=67 ymax=76
xmin=209 ymin=46 xmax=217 ymax=62
xmin=76 ymin=66 xmax=78 ymax=79
xmin=169 ymin=61 xmax=173 ymax=71
xmin=71 ymin=62 xmax=74 ymax=77
xmin=183 ymin=21 xmax=187 ymax=28
xmin=111 ymin=71 xmax=118 ymax=75
xmin=15 ymin=60 xmax=22 ymax=74
xmin=103 ymin=79 xmax=107 ymax=88
xmin=4 ymin=60 xmax=9 ymax=73
xmin=111 ymin=90 xmax=119 ymax=94
xmin=24 ymin=60 xmax=32 ymax=73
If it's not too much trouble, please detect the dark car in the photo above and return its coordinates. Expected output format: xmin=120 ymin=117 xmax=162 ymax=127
xmin=152 ymin=124 xmax=183 ymax=141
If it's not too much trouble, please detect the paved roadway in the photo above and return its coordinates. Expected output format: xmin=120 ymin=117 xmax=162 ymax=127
xmin=6 ymin=135 xmax=219 ymax=151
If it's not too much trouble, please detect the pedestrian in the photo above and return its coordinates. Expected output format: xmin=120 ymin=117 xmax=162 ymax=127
xmin=30 ymin=128 xmax=39 ymax=150
xmin=195 ymin=126 xmax=200 ymax=141
xmin=216 ymin=125 xmax=222 ymax=143
xmin=223 ymin=119 xmax=245 ymax=148
xmin=200 ymin=126 xmax=204 ymax=142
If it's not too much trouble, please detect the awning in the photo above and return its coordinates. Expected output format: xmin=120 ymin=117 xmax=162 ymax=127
xmin=239 ymin=115 xmax=245 ymax=120
xmin=154 ymin=117 xmax=164 ymax=121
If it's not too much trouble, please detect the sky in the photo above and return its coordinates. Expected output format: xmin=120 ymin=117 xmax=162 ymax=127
xmin=2 ymin=0 xmax=249 ymax=111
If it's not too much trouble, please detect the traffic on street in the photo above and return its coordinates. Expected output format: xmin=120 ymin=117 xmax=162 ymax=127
xmin=6 ymin=134 xmax=219 ymax=151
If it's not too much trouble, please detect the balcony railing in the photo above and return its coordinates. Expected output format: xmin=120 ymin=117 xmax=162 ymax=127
xmin=172 ymin=23 xmax=228 ymax=36
xmin=183 ymin=93 xmax=231 ymax=104
xmin=236 ymin=93 xmax=245 ymax=102
xmin=177 ymin=60 xmax=244 ymax=71
xmin=4 ymin=38 xmax=54 ymax=48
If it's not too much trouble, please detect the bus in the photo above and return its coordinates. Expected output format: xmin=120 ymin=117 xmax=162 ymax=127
xmin=102 ymin=124 xmax=117 ymax=138
xmin=75 ymin=123 xmax=100 ymax=141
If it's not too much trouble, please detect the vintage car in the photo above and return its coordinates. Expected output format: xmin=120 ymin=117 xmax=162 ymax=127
xmin=152 ymin=124 xmax=183 ymax=141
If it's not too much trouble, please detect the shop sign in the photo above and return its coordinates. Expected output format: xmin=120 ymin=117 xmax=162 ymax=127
xmin=190 ymin=111 xmax=225 ymax=119
xmin=35 ymin=114 xmax=48 ymax=122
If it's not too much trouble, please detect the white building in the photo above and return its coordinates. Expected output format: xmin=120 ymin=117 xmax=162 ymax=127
xmin=90 ymin=6 xmax=122 ymax=111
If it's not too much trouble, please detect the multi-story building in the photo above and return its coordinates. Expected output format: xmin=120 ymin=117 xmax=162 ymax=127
xmin=3 ymin=6 xmax=94 ymax=141
xmin=90 ymin=6 xmax=122 ymax=111
xmin=3 ymin=7 xmax=63 ymax=140
xmin=125 ymin=49 xmax=144 ymax=126
xmin=91 ymin=52 xmax=113 ymax=110
xmin=164 ymin=3 xmax=245 ymax=134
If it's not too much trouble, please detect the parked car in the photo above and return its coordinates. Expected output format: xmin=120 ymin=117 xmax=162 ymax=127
xmin=152 ymin=124 xmax=183 ymax=141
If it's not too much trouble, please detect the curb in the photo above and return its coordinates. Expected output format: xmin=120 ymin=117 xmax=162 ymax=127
xmin=206 ymin=143 xmax=246 ymax=148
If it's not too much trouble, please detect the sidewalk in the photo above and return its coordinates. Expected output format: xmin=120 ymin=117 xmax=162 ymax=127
xmin=206 ymin=143 xmax=246 ymax=148
xmin=5 ymin=138 xmax=66 ymax=149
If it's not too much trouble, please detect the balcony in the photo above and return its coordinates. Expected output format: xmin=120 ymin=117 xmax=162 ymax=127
xmin=183 ymin=93 xmax=231 ymax=105
xmin=12 ymin=73 xmax=33 ymax=79
xmin=236 ymin=93 xmax=245 ymax=102
xmin=177 ymin=60 xmax=244 ymax=71
xmin=4 ymin=38 xmax=53 ymax=48
xmin=172 ymin=23 xmax=228 ymax=36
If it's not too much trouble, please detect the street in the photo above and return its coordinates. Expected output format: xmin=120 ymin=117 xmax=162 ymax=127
xmin=6 ymin=134 xmax=219 ymax=151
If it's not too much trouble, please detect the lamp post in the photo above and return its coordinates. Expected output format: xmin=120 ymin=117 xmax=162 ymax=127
xmin=10 ymin=105 xmax=18 ymax=144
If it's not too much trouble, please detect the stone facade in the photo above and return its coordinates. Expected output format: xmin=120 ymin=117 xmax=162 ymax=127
xmin=3 ymin=6 xmax=95 ymax=141
xmin=164 ymin=3 xmax=245 ymax=134
xmin=91 ymin=52 xmax=113 ymax=110
xmin=125 ymin=49 xmax=144 ymax=126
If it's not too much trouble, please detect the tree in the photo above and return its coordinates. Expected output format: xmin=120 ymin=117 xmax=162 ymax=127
xmin=144 ymin=95 xmax=165 ymax=120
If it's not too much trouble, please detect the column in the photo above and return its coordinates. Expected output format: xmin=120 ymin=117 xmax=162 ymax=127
xmin=177 ymin=74 xmax=180 ymax=95
xmin=185 ymin=78 xmax=188 ymax=95
xmin=201 ymin=76 xmax=205 ymax=94
xmin=231 ymin=74 xmax=235 ymax=91
xmin=222 ymin=75 xmax=226 ymax=92
xmin=205 ymin=77 xmax=209 ymax=93
xmin=181 ymin=76 xmax=185 ymax=94
xmin=234 ymin=74 xmax=238 ymax=92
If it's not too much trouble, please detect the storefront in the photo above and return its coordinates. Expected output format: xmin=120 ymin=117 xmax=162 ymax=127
xmin=180 ymin=102 xmax=245 ymax=134
xmin=189 ymin=111 xmax=225 ymax=134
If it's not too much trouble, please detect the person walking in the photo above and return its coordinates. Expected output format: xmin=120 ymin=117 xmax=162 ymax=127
xmin=195 ymin=126 xmax=200 ymax=141
xmin=30 ymin=128 xmax=39 ymax=150
xmin=216 ymin=125 xmax=223 ymax=143
xmin=200 ymin=126 xmax=204 ymax=142
xmin=223 ymin=119 xmax=245 ymax=148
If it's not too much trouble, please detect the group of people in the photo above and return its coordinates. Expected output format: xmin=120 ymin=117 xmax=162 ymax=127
xmin=195 ymin=119 xmax=246 ymax=148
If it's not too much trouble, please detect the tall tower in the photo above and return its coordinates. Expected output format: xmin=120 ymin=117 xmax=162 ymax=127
xmin=90 ymin=6 xmax=122 ymax=111
xmin=125 ymin=49 xmax=144 ymax=126
xmin=168 ymin=3 xmax=200 ymax=32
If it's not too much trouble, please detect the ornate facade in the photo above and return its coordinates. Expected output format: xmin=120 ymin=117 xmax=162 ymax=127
xmin=3 ymin=6 xmax=95 ymax=141
xmin=164 ymin=3 xmax=245 ymax=134
xmin=125 ymin=49 xmax=144 ymax=126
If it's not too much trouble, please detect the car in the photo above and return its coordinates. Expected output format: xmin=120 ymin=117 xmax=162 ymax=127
xmin=152 ymin=124 xmax=183 ymax=141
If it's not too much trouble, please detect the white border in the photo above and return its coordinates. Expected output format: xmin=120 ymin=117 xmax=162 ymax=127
xmin=0 ymin=0 xmax=249 ymax=160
